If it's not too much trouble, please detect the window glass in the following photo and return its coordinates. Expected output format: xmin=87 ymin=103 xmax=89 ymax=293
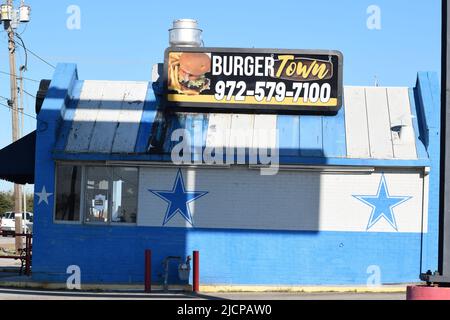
xmin=84 ymin=167 xmax=110 ymax=223
xmin=55 ymin=165 xmax=82 ymax=221
xmin=111 ymin=167 xmax=138 ymax=223
xmin=55 ymin=165 xmax=138 ymax=225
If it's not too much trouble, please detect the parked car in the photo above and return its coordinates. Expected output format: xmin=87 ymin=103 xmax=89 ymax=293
xmin=0 ymin=212 xmax=33 ymax=233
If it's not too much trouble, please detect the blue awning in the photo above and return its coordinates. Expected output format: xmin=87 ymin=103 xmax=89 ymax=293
xmin=0 ymin=131 xmax=36 ymax=184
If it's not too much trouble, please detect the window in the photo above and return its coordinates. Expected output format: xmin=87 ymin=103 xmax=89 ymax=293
xmin=84 ymin=166 xmax=138 ymax=224
xmin=84 ymin=167 xmax=110 ymax=223
xmin=54 ymin=164 xmax=138 ymax=225
xmin=55 ymin=165 xmax=82 ymax=221
xmin=111 ymin=167 xmax=138 ymax=223
xmin=5 ymin=212 xmax=14 ymax=219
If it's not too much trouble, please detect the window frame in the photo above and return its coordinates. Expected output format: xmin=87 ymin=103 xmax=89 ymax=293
xmin=53 ymin=163 xmax=83 ymax=225
xmin=83 ymin=165 xmax=113 ymax=225
xmin=109 ymin=166 xmax=140 ymax=226
xmin=53 ymin=162 xmax=139 ymax=227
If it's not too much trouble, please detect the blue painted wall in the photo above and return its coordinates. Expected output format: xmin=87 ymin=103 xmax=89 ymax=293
xmin=33 ymin=224 xmax=422 ymax=285
xmin=413 ymin=72 xmax=441 ymax=274
xmin=33 ymin=63 xmax=79 ymax=283
xmin=32 ymin=65 xmax=440 ymax=285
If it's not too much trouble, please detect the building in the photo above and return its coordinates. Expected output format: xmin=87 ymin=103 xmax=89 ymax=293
xmin=0 ymin=61 xmax=440 ymax=287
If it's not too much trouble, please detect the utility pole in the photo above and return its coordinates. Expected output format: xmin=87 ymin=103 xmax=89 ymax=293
xmin=1 ymin=0 xmax=31 ymax=251
xmin=20 ymin=66 xmax=26 ymax=224
xmin=7 ymin=0 xmax=22 ymax=250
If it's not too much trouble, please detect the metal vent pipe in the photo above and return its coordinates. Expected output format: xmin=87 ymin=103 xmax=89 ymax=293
xmin=169 ymin=19 xmax=203 ymax=47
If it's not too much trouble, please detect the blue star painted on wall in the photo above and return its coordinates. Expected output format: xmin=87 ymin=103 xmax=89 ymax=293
xmin=148 ymin=169 xmax=208 ymax=226
xmin=353 ymin=175 xmax=412 ymax=231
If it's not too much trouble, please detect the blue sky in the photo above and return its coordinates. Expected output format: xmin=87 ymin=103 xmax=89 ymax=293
xmin=0 ymin=0 xmax=442 ymax=191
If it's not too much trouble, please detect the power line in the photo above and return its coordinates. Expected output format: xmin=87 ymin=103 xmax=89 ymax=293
xmin=13 ymin=36 xmax=56 ymax=69
xmin=14 ymin=33 xmax=28 ymax=69
xmin=18 ymin=23 xmax=28 ymax=36
xmin=0 ymin=100 xmax=38 ymax=122
xmin=0 ymin=70 xmax=40 ymax=83
xmin=21 ymin=88 xmax=35 ymax=99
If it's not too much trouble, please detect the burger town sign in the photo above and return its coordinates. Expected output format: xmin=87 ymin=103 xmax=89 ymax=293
xmin=163 ymin=47 xmax=343 ymax=114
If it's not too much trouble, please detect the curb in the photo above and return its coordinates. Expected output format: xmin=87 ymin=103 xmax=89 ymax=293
xmin=199 ymin=285 xmax=409 ymax=293
xmin=0 ymin=281 xmax=190 ymax=291
xmin=0 ymin=280 xmax=411 ymax=293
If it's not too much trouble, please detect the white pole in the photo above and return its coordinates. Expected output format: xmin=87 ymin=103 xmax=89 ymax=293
xmin=23 ymin=185 xmax=26 ymax=215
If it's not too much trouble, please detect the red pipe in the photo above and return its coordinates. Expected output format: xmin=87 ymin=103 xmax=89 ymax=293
xmin=144 ymin=249 xmax=151 ymax=293
xmin=193 ymin=250 xmax=199 ymax=292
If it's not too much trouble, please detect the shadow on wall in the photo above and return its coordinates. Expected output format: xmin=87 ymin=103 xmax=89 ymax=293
xmin=32 ymin=83 xmax=327 ymax=285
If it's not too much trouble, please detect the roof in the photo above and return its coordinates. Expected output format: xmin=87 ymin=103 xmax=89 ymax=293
xmin=25 ymin=63 xmax=437 ymax=167
xmin=50 ymin=78 xmax=428 ymax=166
xmin=61 ymin=80 xmax=149 ymax=154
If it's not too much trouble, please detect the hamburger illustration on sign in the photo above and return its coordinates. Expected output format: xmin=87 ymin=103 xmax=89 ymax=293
xmin=168 ymin=52 xmax=211 ymax=95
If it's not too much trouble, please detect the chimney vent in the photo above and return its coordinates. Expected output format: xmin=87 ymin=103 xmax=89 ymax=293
xmin=169 ymin=19 xmax=203 ymax=47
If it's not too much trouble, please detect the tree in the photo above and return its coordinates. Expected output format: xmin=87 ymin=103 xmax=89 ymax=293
xmin=0 ymin=191 xmax=34 ymax=215
xmin=26 ymin=193 xmax=33 ymax=213
xmin=0 ymin=191 xmax=14 ymax=215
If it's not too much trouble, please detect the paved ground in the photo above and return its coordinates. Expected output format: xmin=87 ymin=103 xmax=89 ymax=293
xmin=0 ymin=287 xmax=405 ymax=300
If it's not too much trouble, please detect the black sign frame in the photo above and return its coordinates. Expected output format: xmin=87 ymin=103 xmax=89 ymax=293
xmin=162 ymin=47 xmax=343 ymax=115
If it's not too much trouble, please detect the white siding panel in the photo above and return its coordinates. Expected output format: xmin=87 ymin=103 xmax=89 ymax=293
xmin=87 ymin=82 xmax=130 ymax=153
xmin=229 ymin=114 xmax=254 ymax=149
xmin=66 ymin=81 xmax=147 ymax=153
xmin=205 ymin=113 xmax=232 ymax=148
xmin=386 ymin=87 xmax=417 ymax=159
xmin=344 ymin=87 xmax=370 ymax=158
xmin=111 ymin=82 xmax=148 ymax=153
xmin=66 ymin=81 xmax=107 ymax=152
xmin=252 ymin=115 xmax=277 ymax=150
xmin=365 ymin=87 xmax=394 ymax=159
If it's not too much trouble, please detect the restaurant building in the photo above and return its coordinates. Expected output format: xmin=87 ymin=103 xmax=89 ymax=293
xmin=18 ymin=69 xmax=437 ymax=287
xmin=0 ymin=22 xmax=441 ymax=287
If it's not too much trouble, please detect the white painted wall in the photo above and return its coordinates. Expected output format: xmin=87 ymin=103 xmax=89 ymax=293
xmin=137 ymin=166 xmax=426 ymax=233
